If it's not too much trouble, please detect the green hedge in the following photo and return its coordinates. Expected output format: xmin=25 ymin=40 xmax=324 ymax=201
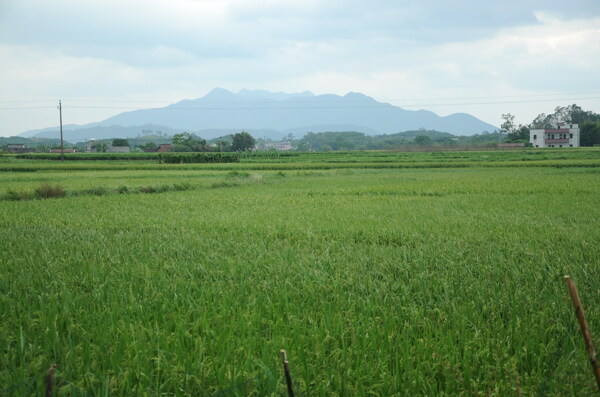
xmin=159 ymin=153 xmax=241 ymax=163
xmin=15 ymin=153 xmax=161 ymax=160
xmin=15 ymin=152 xmax=241 ymax=163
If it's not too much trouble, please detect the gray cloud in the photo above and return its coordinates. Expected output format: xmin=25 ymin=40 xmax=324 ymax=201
xmin=0 ymin=0 xmax=599 ymax=136
xmin=3 ymin=0 xmax=600 ymax=63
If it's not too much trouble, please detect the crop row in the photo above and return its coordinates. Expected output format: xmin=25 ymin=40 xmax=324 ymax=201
xmin=13 ymin=152 xmax=243 ymax=163
xmin=158 ymin=152 xmax=240 ymax=163
xmin=1 ymin=158 xmax=599 ymax=173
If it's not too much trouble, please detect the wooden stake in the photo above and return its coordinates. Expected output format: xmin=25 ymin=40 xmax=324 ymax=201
xmin=280 ymin=349 xmax=295 ymax=397
xmin=564 ymin=275 xmax=600 ymax=391
xmin=45 ymin=364 xmax=58 ymax=397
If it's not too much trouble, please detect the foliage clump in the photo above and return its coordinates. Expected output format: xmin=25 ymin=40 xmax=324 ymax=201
xmin=35 ymin=183 xmax=66 ymax=199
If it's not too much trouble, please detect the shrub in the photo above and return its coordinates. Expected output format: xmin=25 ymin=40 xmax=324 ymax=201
xmin=172 ymin=183 xmax=192 ymax=191
xmin=210 ymin=182 xmax=239 ymax=189
xmin=138 ymin=186 xmax=158 ymax=194
xmin=5 ymin=189 xmax=32 ymax=201
xmin=117 ymin=186 xmax=130 ymax=194
xmin=35 ymin=183 xmax=66 ymax=199
xmin=85 ymin=187 xmax=108 ymax=196
xmin=227 ymin=170 xmax=250 ymax=179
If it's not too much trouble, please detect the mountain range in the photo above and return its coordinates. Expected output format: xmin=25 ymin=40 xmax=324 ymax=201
xmin=20 ymin=88 xmax=498 ymax=141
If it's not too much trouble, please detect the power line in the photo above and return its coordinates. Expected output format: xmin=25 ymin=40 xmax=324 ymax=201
xmin=0 ymin=106 xmax=57 ymax=110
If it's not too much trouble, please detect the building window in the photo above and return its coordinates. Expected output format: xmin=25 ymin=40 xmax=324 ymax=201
xmin=533 ymin=134 xmax=537 ymax=139
xmin=570 ymin=133 xmax=573 ymax=138
xmin=559 ymin=145 xmax=562 ymax=148
xmin=570 ymin=145 xmax=573 ymax=147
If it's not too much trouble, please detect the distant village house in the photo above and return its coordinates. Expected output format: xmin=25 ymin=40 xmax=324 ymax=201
xmin=49 ymin=148 xmax=76 ymax=153
xmin=85 ymin=139 xmax=97 ymax=153
xmin=6 ymin=144 xmax=35 ymax=154
xmin=262 ymin=141 xmax=292 ymax=151
xmin=144 ymin=144 xmax=172 ymax=152
xmin=530 ymin=123 xmax=580 ymax=148
xmin=108 ymin=146 xmax=131 ymax=153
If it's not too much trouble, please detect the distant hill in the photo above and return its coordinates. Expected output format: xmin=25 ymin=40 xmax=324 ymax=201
xmin=0 ymin=136 xmax=63 ymax=147
xmin=20 ymin=88 xmax=498 ymax=140
xmin=19 ymin=124 xmax=181 ymax=143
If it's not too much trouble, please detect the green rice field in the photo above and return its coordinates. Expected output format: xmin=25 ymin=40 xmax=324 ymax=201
xmin=1 ymin=149 xmax=600 ymax=396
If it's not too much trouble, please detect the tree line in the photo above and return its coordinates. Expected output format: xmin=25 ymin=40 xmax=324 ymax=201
xmin=167 ymin=131 xmax=255 ymax=152
xmin=294 ymin=129 xmax=509 ymax=151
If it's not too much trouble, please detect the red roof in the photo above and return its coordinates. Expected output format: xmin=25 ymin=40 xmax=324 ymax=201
xmin=156 ymin=144 xmax=172 ymax=152
xmin=544 ymin=129 xmax=569 ymax=133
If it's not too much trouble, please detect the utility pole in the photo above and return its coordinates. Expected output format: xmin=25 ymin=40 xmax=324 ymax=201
xmin=58 ymin=100 xmax=64 ymax=162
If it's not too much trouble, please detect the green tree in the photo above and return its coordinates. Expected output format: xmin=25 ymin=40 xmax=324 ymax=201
xmin=215 ymin=140 xmax=231 ymax=152
xmin=36 ymin=144 xmax=52 ymax=153
xmin=414 ymin=135 xmax=432 ymax=146
xmin=140 ymin=141 xmax=158 ymax=151
xmin=500 ymin=113 xmax=516 ymax=135
xmin=172 ymin=132 xmax=193 ymax=146
xmin=531 ymin=105 xmax=599 ymax=128
xmin=435 ymin=136 xmax=457 ymax=146
xmin=231 ymin=131 xmax=256 ymax=151
xmin=580 ymin=121 xmax=600 ymax=147
xmin=514 ymin=125 xmax=530 ymax=141
xmin=531 ymin=113 xmax=552 ymax=129
xmin=565 ymin=104 xmax=600 ymax=124
xmin=91 ymin=141 xmax=108 ymax=153
xmin=112 ymin=138 xmax=130 ymax=147
xmin=172 ymin=132 xmax=207 ymax=151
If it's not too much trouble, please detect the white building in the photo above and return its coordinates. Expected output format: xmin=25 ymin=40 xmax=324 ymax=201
xmin=530 ymin=123 xmax=580 ymax=148
xmin=85 ymin=139 xmax=97 ymax=153
xmin=264 ymin=141 xmax=293 ymax=151
xmin=108 ymin=146 xmax=131 ymax=153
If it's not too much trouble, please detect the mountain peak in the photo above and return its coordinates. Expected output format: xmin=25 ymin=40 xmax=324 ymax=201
xmin=204 ymin=87 xmax=236 ymax=100
xmin=61 ymin=88 xmax=498 ymax=137
xmin=237 ymin=89 xmax=315 ymax=101
xmin=343 ymin=92 xmax=376 ymax=102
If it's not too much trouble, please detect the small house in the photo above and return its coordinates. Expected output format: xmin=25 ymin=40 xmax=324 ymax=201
xmin=108 ymin=146 xmax=131 ymax=153
xmin=263 ymin=141 xmax=293 ymax=151
xmin=6 ymin=144 xmax=34 ymax=154
xmin=156 ymin=144 xmax=172 ymax=152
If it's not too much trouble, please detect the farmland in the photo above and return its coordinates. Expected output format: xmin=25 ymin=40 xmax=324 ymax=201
xmin=1 ymin=149 xmax=600 ymax=396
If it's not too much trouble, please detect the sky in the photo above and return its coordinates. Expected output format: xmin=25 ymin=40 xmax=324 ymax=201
xmin=1 ymin=0 xmax=599 ymax=137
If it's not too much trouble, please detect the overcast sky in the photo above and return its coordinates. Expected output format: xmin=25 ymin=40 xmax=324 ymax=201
xmin=1 ymin=0 xmax=599 ymax=137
